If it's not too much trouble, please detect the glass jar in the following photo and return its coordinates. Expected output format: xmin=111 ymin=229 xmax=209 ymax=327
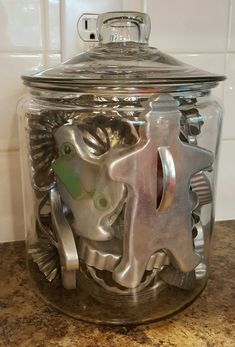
xmin=18 ymin=11 xmax=225 ymax=325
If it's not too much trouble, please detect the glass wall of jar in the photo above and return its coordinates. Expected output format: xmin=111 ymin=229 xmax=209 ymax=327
xmin=18 ymin=11 xmax=225 ymax=325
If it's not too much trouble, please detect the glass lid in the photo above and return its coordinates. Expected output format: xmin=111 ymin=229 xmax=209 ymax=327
xmin=22 ymin=11 xmax=225 ymax=91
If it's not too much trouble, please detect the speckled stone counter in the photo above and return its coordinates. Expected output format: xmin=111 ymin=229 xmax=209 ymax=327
xmin=0 ymin=221 xmax=234 ymax=347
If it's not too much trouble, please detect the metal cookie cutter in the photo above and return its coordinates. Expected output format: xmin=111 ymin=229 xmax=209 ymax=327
xmin=159 ymin=168 xmax=212 ymax=290
xmin=194 ymin=221 xmax=207 ymax=280
xmin=79 ymin=237 xmax=170 ymax=273
xmin=86 ymin=266 xmax=163 ymax=295
xmin=29 ymin=194 xmax=60 ymax=282
xmin=27 ymin=110 xmax=77 ymax=191
xmin=30 ymin=188 xmax=79 ymax=289
xmin=179 ymin=100 xmax=204 ymax=146
xmin=52 ymin=124 xmax=126 ymax=241
xmin=78 ymin=237 xmax=169 ymax=294
xmin=29 ymin=238 xmax=59 ymax=282
xmin=107 ymin=94 xmax=213 ymax=289
xmin=50 ymin=187 xmax=79 ymax=289
xmin=191 ymin=171 xmax=212 ymax=206
xmin=159 ymin=220 xmax=207 ymax=289
xmin=159 ymin=266 xmax=196 ymax=290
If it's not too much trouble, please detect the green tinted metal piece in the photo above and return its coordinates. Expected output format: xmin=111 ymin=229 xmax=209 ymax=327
xmin=52 ymin=142 xmax=109 ymax=209
xmin=52 ymin=157 xmax=89 ymax=199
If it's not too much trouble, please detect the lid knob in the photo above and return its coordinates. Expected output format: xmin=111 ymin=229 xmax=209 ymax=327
xmin=97 ymin=11 xmax=151 ymax=44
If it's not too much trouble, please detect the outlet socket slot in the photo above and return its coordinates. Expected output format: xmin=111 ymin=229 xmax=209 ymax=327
xmin=77 ymin=13 xmax=99 ymax=42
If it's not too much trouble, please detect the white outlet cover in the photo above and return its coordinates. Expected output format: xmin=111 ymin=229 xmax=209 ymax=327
xmin=60 ymin=0 xmax=124 ymax=60
xmin=77 ymin=14 xmax=99 ymax=42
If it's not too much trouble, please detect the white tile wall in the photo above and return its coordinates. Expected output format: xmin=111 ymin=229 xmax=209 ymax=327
xmin=0 ymin=0 xmax=43 ymax=51
xmin=0 ymin=0 xmax=61 ymax=242
xmin=0 ymin=151 xmax=24 ymax=242
xmin=215 ymin=140 xmax=235 ymax=220
xmin=0 ymin=53 xmax=43 ymax=151
xmin=47 ymin=0 xmax=61 ymax=51
xmin=0 ymin=0 xmax=234 ymax=241
xmin=45 ymin=52 xmax=61 ymax=67
xmin=228 ymin=0 xmax=235 ymax=51
xmin=223 ymin=54 xmax=235 ymax=139
xmin=146 ymin=0 xmax=230 ymax=53
xmin=172 ymin=53 xmax=226 ymax=99
xmin=122 ymin=0 xmax=143 ymax=12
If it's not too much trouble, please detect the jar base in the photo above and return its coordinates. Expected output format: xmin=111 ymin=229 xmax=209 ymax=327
xmin=28 ymin=260 xmax=207 ymax=325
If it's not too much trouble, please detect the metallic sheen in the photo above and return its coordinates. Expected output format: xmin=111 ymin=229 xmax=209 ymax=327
xmin=109 ymin=94 xmax=213 ymax=288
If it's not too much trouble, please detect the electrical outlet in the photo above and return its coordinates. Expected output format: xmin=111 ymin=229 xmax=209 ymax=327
xmin=77 ymin=14 xmax=99 ymax=42
xmin=60 ymin=0 xmax=144 ymax=60
xmin=60 ymin=0 xmax=123 ymax=60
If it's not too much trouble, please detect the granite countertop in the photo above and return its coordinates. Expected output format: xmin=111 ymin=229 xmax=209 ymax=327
xmin=0 ymin=221 xmax=234 ymax=347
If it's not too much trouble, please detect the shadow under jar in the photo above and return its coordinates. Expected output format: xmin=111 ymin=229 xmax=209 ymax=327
xmin=18 ymin=11 xmax=225 ymax=325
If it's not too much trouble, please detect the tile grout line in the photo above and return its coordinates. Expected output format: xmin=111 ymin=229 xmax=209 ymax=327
xmin=0 ymin=50 xmax=60 ymax=55
xmin=40 ymin=0 xmax=50 ymax=66
xmin=121 ymin=0 xmax=124 ymax=10
xmin=142 ymin=0 xmax=147 ymax=13
xmin=1 ymin=51 xmax=233 ymax=56
xmin=59 ymin=0 xmax=66 ymax=62
xmin=223 ymin=0 xmax=233 ymax=102
xmin=221 ymin=138 xmax=235 ymax=142
xmin=0 ymin=149 xmax=19 ymax=155
xmin=166 ymin=51 xmax=230 ymax=55
xmin=226 ymin=0 xmax=233 ymax=52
